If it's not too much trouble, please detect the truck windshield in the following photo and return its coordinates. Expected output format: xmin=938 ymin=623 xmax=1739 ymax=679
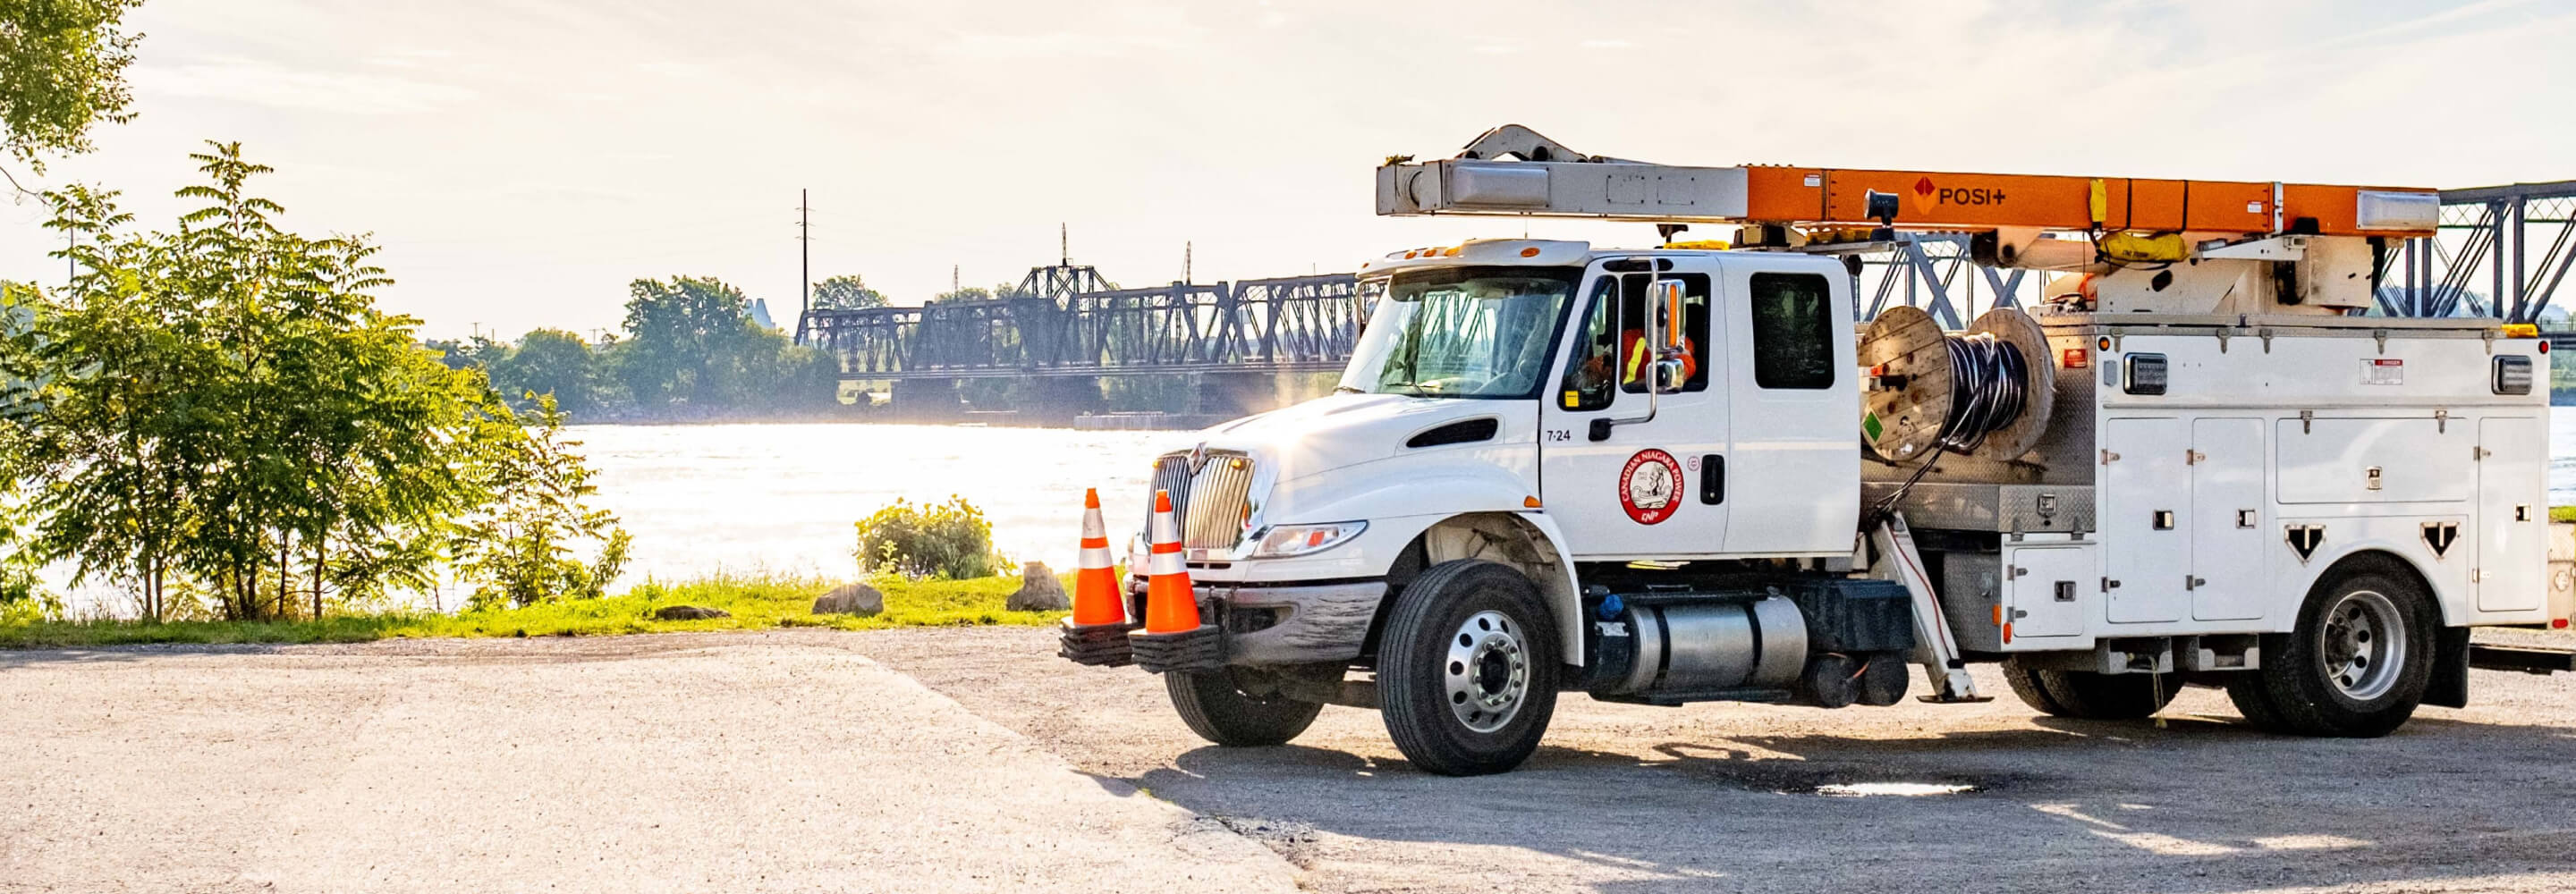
xmin=1338 ymin=266 xmax=1580 ymax=399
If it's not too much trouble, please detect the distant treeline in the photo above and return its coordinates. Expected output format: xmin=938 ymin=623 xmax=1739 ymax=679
xmin=430 ymin=276 xmax=843 ymax=423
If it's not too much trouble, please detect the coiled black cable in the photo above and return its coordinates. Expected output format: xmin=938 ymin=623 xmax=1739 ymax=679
xmin=1866 ymin=332 xmax=2031 ymax=527
xmin=1936 ymin=333 xmax=2028 ymax=452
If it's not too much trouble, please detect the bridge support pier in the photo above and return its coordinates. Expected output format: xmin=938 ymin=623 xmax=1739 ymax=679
xmin=889 ymin=378 xmax=962 ymax=421
xmin=1021 ymin=377 xmax=1105 ymax=425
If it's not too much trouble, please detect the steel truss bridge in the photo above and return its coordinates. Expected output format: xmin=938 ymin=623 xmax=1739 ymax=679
xmin=797 ymin=181 xmax=2576 ymax=381
xmin=799 ymin=269 xmax=1360 ymax=380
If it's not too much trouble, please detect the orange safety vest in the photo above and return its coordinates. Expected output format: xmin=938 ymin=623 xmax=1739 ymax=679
xmin=1622 ymin=330 xmax=1698 ymax=384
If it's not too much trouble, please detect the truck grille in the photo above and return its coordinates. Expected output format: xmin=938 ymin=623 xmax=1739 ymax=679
xmin=1147 ymin=451 xmax=1256 ymax=552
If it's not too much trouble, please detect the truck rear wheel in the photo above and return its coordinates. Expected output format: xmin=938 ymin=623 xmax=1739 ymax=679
xmin=2001 ymin=660 xmax=2070 ymax=715
xmin=1377 ymin=559 xmax=1560 ymax=776
xmin=1165 ymin=670 xmax=1323 ymax=746
xmin=2038 ymin=670 xmax=2176 ymax=719
xmin=2002 ymin=659 xmax=2176 ymax=720
xmin=2241 ymin=561 xmax=2435 ymax=737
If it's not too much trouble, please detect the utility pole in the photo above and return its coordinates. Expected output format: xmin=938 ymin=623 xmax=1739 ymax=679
xmin=795 ymin=189 xmax=811 ymax=342
xmin=1184 ymin=240 xmax=1192 ymax=284
xmin=798 ymin=189 xmax=811 ymax=319
xmin=1061 ymin=222 xmax=1069 ymax=266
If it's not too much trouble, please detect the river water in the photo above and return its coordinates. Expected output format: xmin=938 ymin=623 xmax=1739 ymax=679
xmin=44 ymin=409 xmax=2576 ymax=616
xmin=581 ymin=409 xmax=2576 ymax=585
xmin=578 ymin=424 xmax=1181 ymax=583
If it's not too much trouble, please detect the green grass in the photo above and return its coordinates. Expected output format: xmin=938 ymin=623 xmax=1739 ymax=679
xmin=0 ymin=571 xmax=1072 ymax=648
xmin=2553 ymin=506 xmax=2576 ymax=524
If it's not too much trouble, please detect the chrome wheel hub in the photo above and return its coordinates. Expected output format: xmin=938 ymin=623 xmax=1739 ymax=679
xmin=1444 ymin=610 xmax=1529 ymax=733
xmin=2319 ymin=588 xmax=2405 ymax=701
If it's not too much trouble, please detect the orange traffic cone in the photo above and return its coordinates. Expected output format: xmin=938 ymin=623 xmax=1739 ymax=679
xmin=1072 ymin=488 xmax=1124 ymax=627
xmin=1142 ymin=489 xmax=1201 ymax=634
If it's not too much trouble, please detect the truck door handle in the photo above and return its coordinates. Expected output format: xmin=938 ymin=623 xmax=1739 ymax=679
xmin=1699 ymin=455 xmax=1724 ymax=504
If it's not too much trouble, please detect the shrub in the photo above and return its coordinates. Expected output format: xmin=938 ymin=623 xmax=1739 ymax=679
xmin=854 ymin=495 xmax=1003 ymax=579
xmin=452 ymin=396 xmax=632 ymax=609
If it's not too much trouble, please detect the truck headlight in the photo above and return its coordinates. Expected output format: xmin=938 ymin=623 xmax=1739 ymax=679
xmin=1244 ymin=522 xmax=1368 ymax=559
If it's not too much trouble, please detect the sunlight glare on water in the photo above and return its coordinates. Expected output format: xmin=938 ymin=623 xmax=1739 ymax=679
xmin=574 ymin=423 xmax=1185 ymax=583
xmin=51 ymin=407 xmax=2576 ymax=615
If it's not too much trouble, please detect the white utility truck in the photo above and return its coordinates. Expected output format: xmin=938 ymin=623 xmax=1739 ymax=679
xmin=1061 ymin=125 xmax=2576 ymax=776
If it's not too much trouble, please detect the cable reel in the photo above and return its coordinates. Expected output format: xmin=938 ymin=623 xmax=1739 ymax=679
xmin=1858 ymin=306 xmax=2055 ymax=463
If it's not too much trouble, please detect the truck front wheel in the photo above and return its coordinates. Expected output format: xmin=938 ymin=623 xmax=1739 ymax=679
xmin=1165 ymin=670 xmax=1323 ymax=746
xmin=1376 ymin=559 xmax=1561 ymax=776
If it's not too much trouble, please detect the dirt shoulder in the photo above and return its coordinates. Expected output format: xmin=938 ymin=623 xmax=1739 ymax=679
xmin=0 ymin=631 xmax=1295 ymax=894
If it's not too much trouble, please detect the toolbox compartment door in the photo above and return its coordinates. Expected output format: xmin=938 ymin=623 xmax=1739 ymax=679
xmin=2190 ymin=417 xmax=2267 ymax=621
xmin=2004 ymin=544 xmax=2092 ymax=639
xmin=2103 ymin=417 xmax=2189 ymax=623
xmin=2477 ymin=417 xmax=2544 ymax=612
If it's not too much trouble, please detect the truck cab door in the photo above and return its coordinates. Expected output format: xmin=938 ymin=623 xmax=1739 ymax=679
xmin=1537 ymin=259 xmax=1730 ymax=559
xmin=1716 ymin=256 xmax=1860 ymax=554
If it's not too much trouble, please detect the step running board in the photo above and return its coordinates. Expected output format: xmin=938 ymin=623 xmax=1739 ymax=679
xmin=2467 ymin=644 xmax=2576 ymax=674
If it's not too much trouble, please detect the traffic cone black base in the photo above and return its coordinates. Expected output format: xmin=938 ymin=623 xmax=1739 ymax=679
xmin=1058 ymin=616 xmax=1140 ymax=667
xmin=1129 ymin=622 xmax=1224 ymax=674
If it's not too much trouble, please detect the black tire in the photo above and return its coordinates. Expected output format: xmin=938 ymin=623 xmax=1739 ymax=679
xmin=2036 ymin=669 xmax=2178 ymax=720
xmin=2248 ymin=560 xmax=2437 ymax=738
xmin=2001 ymin=659 xmax=2071 ymax=715
xmin=2223 ymin=673 xmax=2292 ymax=732
xmin=1377 ymin=559 xmax=1561 ymax=776
xmin=1165 ymin=669 xmax=1323 ymax=746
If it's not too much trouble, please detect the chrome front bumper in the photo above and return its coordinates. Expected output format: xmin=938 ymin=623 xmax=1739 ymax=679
xmin=1196 ymin=579 xmax=1386 ymax=666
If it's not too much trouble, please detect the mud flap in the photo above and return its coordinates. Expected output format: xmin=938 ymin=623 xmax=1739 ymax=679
xmin=2425 ymin=626 xmax=2470 ymax=709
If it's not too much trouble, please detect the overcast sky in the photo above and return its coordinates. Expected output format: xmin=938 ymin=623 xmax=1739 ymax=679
xmin=0 ymin=0 xmax=2567 ymax=339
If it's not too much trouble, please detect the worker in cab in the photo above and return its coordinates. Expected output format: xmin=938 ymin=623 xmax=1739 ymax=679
xmin=1620 ymin=325 xmax=1697 ymax=390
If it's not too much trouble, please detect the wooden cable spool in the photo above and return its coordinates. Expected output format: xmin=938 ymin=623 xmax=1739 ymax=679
xmin=1858 ymin=306 xmax=2055 ymax=463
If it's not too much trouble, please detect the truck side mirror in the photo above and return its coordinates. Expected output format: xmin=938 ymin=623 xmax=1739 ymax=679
xmin=1651 ymin=279 xmax=1688 ymax=393
xmin=1653 ymin=280 xmax=1688 ymax=353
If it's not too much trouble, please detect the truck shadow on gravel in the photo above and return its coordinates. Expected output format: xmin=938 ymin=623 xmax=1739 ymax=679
xmin=1133 ymin=714 xmax=2576 ymax=894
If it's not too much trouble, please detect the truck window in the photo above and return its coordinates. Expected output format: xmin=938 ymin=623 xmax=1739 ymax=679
xmin=1557 ymin=273 xmax=1710 ymax=410
xmin=1749 ymin=273 xmax=1835 ymax=390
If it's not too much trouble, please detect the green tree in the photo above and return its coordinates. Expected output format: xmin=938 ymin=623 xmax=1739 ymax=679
xmin=614 ymin=275 xmax=836 ymax=416
xmin=0 ymin=0 xmax=146 ymax=180
xmin=490 ymin=328 xmax=602 ymax=415
xmin=16 ymin=182 xmax=212 ymax=620
xmin=427 ymin=334 xmax=510 ymax=372
xmin=17 ymin=142 xmax=530 ymax=620
xmin=452 ymin=396 xmax=631 ymax=609
xmin=618 ymin=275 xmax=758 ymax=409
xmin=810 ymin=274 xmax=886 ymax=311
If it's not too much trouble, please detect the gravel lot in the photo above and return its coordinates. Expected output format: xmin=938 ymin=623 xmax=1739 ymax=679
xmin=5 ymin=627 xmax=2574 ymax=893
xmin=856 ymin=626 xmax=2576 ymax=894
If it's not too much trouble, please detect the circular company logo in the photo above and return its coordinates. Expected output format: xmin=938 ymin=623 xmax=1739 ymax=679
xmin=1617 ymin=449 xmax=1685 ymax=525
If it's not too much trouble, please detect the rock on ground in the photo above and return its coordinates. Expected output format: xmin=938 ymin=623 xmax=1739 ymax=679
xmin=1006 ymin=561 xmax=1070 ymax=612
xmin=651 ymin=604 xmax=730 ymax=620
xmin=812 ymin=583 xmax=884 ymax=616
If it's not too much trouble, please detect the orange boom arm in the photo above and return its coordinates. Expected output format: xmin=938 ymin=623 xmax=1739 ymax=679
xmin=1742 ymin=166 xmax=2434 ymax=238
